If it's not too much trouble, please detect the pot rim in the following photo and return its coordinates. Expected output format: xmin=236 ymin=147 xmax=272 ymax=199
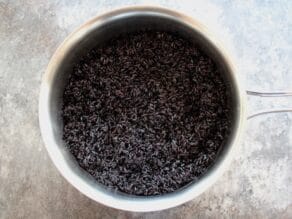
xmin=39 ymin=5 xmax=247 ymax=212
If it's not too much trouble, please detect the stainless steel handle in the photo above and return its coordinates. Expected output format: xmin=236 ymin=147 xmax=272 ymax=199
xmin=246 ymin=90 xmax=292 ymax=119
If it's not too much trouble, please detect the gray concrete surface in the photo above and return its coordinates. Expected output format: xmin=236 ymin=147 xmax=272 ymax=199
xmin=0 ymin=0 xmax=291 ymax=218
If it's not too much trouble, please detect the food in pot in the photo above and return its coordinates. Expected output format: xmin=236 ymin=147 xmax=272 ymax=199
xmin=62 ymin=31 xmax=232 ymax=196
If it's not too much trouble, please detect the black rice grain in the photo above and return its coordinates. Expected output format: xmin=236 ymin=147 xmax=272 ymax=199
xmin=62 ymin=31 xmax=232 ymax=196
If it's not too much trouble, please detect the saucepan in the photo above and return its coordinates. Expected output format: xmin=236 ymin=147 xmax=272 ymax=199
xmin=39 ymin=6 xmax=292 ymax=212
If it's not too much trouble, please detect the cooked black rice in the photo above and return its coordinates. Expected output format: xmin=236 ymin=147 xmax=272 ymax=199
xmin=62 ymin=31 xmax=232 ymax=196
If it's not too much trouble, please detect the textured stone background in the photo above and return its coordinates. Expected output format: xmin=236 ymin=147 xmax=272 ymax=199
xmin=0 ymin=0 xmax=291 ymax=218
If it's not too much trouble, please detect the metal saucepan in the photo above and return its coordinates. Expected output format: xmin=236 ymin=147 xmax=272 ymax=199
xmin=39 ymin=6 xmax=292 ymax=212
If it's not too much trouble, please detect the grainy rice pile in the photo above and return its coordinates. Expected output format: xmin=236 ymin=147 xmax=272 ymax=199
xmin=62 ymin=31 xmax=232 ymax=196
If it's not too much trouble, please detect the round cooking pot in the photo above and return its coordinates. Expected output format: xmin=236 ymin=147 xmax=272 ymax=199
xmin=39 ymin=6 xmax=292 ymax=212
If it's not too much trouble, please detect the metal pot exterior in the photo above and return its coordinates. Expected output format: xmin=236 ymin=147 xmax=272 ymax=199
xmin=39 ymin=6 xmax=246 ymax=212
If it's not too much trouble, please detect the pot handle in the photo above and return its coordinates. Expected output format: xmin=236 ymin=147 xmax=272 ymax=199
xmin=246 ymin=90 xmax=292 ymax=119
